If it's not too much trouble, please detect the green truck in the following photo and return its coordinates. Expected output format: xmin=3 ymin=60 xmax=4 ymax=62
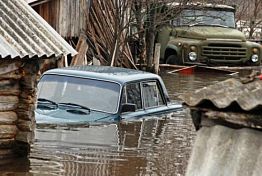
xmin=156 ymin=4 xmax=262 ymax=66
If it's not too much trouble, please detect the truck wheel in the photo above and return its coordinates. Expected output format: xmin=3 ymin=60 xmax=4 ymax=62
xmin=166 ymin=55 xmax=182 ymax=65
xmin=250 ymin=61 xmax=261 ymax=66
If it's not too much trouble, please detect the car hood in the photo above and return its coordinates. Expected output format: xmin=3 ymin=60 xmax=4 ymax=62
xmin=175 ymin=26 xmax=246 ymax=41
xmin=35 ymin=108 xmax=118 ymax=124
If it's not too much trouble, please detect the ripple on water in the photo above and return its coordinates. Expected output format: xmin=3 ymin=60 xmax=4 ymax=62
xmin=27 ymin=110 xmax=195 ymax=176
xmin=2 ymin=71 xmax=230 ymax=176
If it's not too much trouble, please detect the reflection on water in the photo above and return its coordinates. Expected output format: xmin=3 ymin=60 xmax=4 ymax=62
xmin=29 ymin=113 xmax=194 ymax=176
xmin=1 ymin=72 xmax=230 ymax=176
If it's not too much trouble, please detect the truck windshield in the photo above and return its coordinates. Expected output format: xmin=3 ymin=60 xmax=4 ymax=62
xmin=173 ymin=9 xmax=235 ymax=28
xmin=37 ymin=74 xmax=121 ymax=113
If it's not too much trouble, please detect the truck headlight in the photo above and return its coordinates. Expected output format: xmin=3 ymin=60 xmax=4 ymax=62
xmin=189 ymin=52 xmax=197 ymax=61
xmin=251 ymin=54 xmax=259 ymax=62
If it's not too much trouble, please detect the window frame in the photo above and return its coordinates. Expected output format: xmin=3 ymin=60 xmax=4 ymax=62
xmin=140 ymin=80 xmax=166 ymax=110
xmin=120 ymin=79 xmax=167 ymax=113
xmin=120 ymin=81 xmax=143 ymax=111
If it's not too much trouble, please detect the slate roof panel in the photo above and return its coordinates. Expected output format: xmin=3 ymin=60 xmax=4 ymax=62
xmin=180 ymin=78 xmax=262 ymax=111
xmin=186 ymin=125 xmax=262 ymax=176
xmin=0 ymin=0 xmax=77 ymax=59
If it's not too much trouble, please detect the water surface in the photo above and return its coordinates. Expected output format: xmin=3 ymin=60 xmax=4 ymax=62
xmin=0 ymin=71 xmax=231 ymax=176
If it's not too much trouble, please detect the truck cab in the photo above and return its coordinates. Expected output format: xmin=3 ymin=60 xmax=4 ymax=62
xmin=157 ymin=3 xmax=262 ymax=66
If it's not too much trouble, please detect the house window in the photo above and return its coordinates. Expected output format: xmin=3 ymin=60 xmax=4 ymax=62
xmin=142 ymin=81 xmax=164 ymax=108
xmin=121 ymin=82 xmax=142 ymax=110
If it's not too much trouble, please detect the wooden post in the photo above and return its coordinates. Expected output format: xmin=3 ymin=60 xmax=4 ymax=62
xmin=153 ymin=43 xmax=161 ymax=74
xmin=57 ymin=56 xmax=65 ymax=68
xmin=15 ymin=60 xmax=40 ymax=156
xmin=70 ymin=34 xmax=89 ymax=66
xmin=93 ymin=57 xmax=101 ymax=66
xmin=110 ymin=40 xmax=118 ymax=67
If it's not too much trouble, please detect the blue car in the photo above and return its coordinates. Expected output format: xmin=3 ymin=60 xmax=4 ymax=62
xmin=35 ymin=66 xmax=182 ymax=124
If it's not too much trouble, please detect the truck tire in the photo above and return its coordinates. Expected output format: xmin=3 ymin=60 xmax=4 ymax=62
xmin=250 ymin=61 xmax=261 ymax=66
xmin=166 ymin=55 xmax=182 ymax=65
xmin=252 ymin=62 xmax=260 ymax=66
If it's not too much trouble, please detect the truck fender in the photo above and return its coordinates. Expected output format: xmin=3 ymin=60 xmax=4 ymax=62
xmin=164 ymin=45 xmax=183 ymax=64
xmin=165 ymin=45 xmax=180 ymax=58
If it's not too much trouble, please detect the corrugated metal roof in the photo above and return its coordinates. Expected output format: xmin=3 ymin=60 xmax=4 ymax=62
xmin=0 ymin=0 xmax=77 ymax=59
xmin=180 ymin=78 xmax=262 ymax=111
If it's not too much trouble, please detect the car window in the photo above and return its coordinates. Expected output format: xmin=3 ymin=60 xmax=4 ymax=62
xmin=121 ymin=82 xmax=142 ymax=110
xmin=142 ymin=81 xmax=164 ymax=108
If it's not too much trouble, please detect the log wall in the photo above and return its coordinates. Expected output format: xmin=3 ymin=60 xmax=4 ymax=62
xmin=0 ymin=60 xmax=41 ymax=159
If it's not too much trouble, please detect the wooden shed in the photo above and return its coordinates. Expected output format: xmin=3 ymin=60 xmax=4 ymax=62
xmin=28 ymin=0 xmax=90 ymax=38
xmin=27 ymin=0 xmax=137 ymax=69
xmin=0 ymin=0 xmax=76 ymax=159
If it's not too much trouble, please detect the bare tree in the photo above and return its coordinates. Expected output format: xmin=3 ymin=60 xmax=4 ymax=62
xmin=84 ymin=0 xmax=137 ymax=68
xmin=247 ymin=0 xmax=262 ymax=39
xmin=130 ymin=0 xmax=194 ymax=71
xmin=234 ymin=0 xmax=262 ymax=39
xmin=111 ymin=0 xmax=137 ymax=67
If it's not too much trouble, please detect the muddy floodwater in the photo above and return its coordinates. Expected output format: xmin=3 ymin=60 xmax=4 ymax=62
xmin=0 ymin=71 xmax=232 ymax=176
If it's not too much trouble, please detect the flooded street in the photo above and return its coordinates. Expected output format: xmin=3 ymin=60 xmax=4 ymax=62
xmin=0 ymin=71 xmax=231 ymax=176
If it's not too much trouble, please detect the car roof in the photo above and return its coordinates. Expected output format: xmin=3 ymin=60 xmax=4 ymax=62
xmin=43 ymin=66 xmax=162 ymax=85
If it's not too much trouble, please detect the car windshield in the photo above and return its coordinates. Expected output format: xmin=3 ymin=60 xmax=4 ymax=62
xmin=37 ymin=74 xmax=121 ymax=113
xmin=172 ymin=9 xmax=235 ymax=28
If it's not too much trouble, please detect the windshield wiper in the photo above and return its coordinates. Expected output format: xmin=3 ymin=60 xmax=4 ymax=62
xmin=37 ymin=98 xmax=58 ymax=109
xmin=58 ymin=103 xmax=91 ymax=111
xmin=189 ymin=22 xmax=206 ymax=27
xmin=209 ymin=24 xmax=229 ymax=28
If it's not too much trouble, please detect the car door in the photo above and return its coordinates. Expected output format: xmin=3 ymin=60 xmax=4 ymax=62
xmin=120 ymin=80 xmax=169 ymax=120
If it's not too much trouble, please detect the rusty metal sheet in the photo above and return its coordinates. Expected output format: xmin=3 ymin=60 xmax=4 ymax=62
xmin=0 ymin=0 xmax=77 ymax=59
xmin=180 ymin=78 xmax=262 ymax=111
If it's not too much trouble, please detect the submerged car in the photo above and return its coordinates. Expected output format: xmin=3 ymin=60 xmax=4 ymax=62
xmin=35 ymin=66 xmax=182 ymax=124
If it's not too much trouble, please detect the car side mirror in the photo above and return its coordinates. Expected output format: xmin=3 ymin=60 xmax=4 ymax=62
xmin=121 ymin=103 xmax=136 ymax=113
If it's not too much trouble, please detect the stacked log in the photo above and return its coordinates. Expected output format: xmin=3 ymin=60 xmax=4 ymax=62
xmin=0 ymin=60 xmax=39 ymax=159
xmin=0 ymin=61 xmax=21 ymax=159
